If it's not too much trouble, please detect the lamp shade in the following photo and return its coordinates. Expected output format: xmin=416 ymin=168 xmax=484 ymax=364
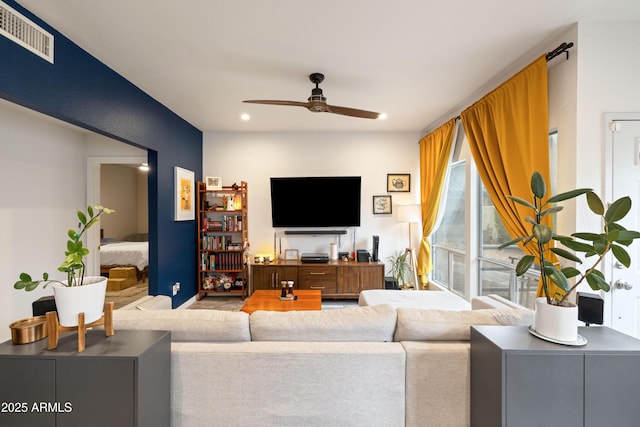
xmin=397 ymin=204 xmax=421 ymax=224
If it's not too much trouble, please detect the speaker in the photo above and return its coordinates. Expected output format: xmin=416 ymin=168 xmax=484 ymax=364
xmin=32 ymin=296 xmax=57 ymax=316
xmin=356 ymin=249 xmax=370 ymax=262
xmin=577 ymin=292 xmax=604 ymax=325
xmin=372 ymin=235 xmax=380 ymax=262
xmin=385 ymin=276 xmax=398 ymax=290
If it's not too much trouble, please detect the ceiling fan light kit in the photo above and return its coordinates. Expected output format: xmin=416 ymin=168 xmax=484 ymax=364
xmin=244 ymin=73 xmax=381 ymax=119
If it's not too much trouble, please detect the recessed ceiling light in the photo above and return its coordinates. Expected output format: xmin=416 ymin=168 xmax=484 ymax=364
xmin=378 ymin=113 xmax=388 ymax=120
xmin=240 ymin=113 xmax=250 ymax=121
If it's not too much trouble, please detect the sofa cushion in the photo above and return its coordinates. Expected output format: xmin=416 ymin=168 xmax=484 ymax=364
xmin=250 ymin=304 xmax=397 ymax=342
xmin=394 ymin=307 xmax=534 ymax=341
xmin=112 ymin=309 xmax=250 ymax=342
xmin=472 ymin=295 xmax=515 ymax=310
xmin=359 ymin=289 xmax=470 ymax=310
xmin=472 ymin=294 xmax=527 ymax=310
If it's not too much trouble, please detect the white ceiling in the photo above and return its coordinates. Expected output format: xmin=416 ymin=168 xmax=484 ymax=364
xmin=14 ymin=0 xmax=640 ymax=133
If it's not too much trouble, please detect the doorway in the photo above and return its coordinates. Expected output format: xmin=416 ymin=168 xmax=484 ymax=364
xmin=607 ymin=114 xmax=640 ymax=337
xmin=87 ymin=156 xmax=149 ymax=307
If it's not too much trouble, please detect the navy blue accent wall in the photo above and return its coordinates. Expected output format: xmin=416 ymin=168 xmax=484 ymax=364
xmin=0 ymin=1 xmax=202 ymax=307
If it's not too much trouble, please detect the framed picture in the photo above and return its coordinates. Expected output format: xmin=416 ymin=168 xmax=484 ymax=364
xmin=373 ymin=195 xmax=392 ymax=214
xmin=205 ymin=176 xmax=222 ymax=191
xmin=387 ymin=174 xmax=411 ymax=192
xmin=174 ymin=167 xmax=195 ymax=221
xmin=284 ymin=249 xmax=299 ymax=261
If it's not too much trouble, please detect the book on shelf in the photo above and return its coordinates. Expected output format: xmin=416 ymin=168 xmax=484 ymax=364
xmin=201 ymin=235 xmax=245 ymax=250
xmin=202 ymin=215 xmax=242 ymax=232
xmin=200 ymin=251 xmax=244 ymax=271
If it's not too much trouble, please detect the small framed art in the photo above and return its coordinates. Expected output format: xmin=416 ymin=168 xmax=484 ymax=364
xmin=205 ymin=176 xmax=222 ymax=191
xmin=174 ymin=167 xmax=195 ymax=221
xmin=387 ymin=174 xmax=411 ymax=192
xmin=284 ymin=249 xmax=299 ymax=261
xmin=373 ymin=195 xmax=392 ymax=214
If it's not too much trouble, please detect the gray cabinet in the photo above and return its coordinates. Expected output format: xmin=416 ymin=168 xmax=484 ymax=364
xmin=471 ymin=325 xmax=640 ymax=427
xmin=0 ymin=329 xmax=170 ymax=427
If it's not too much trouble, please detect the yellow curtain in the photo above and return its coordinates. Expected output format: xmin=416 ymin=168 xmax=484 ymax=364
xmin=417 ymin=118 xmax=456 ymax=287
xmin=460 ymin=55 xmax=556 ymax=297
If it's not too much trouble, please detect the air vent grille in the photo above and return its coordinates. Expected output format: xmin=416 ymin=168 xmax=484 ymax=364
xmin=0 ymin=1 xmax=53 ymax=63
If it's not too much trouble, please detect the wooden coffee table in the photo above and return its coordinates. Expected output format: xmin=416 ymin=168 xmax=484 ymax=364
xmin=240 ymin=290 xmax=322 ymax=314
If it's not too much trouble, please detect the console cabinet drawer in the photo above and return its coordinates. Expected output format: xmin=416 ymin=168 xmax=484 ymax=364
xmin=250 ymin=261 xmax=383 ymax=298
xmin=298 ymin=266 xmax=337 ymax=294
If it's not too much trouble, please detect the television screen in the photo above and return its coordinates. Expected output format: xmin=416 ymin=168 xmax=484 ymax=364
xmin=270 ymin=176 xmax=361 ymax=227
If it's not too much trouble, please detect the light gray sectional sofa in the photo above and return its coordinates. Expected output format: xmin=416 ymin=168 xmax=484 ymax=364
xmin=112 ymin=294 xmax=533 ymax=427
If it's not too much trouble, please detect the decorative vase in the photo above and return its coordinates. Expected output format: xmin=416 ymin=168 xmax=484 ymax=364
xmin=533 ymin=297 xmax=578 ymax=342
xmin=52 ymin=276 xmax=107 ymax=327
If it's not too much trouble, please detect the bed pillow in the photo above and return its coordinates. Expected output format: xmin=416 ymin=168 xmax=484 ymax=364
xmin=100 ymin=237 xmax=120 ymax=245
xmin=123 ymin=233 xmax=149 ymax=242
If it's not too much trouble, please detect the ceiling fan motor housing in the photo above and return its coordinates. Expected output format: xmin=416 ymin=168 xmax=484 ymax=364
xmin=308 ymin=86 xmax=327 ymax=111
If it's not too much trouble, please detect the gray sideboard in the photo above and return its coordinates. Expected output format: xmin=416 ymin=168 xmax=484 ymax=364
xmin=471 ymin=325 xmax=640 ymax=427
xmin=0 ymin=329 xmax=170 ymax=427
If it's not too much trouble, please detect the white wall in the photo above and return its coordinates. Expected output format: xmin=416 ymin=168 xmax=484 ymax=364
xmin=0 ymin=100 xmax=87 ymax=342
xmin=575 ymin=21 xmax=640 ymax=197
xmin=547 ymin=21 xmax=640 ymax=231
xmin=545 ymin=21 xmax=640 ymax=314
xmin=100 ymin=164 xmax=148 ymax=239
xmin=574 ymin=21 xmax=640 ymax=319
xmin=203 ymin=131 xmax=421 ymax=272
xmin=547 ymin=25 xmax=579 ymax=239
xmin=0 ymin=100 xmax=145 ymax=342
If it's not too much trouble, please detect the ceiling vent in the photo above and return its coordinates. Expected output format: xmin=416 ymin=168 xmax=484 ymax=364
xmin=0 ymin=1 xmax=53 ymax=63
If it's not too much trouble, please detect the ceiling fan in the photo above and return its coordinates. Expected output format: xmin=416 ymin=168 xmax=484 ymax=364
xmin=243 ymin=73 xmax=381 ymax=119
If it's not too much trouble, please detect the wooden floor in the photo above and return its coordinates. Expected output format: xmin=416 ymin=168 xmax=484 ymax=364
xmin=104 ymin=280 xmax=148 ymax=309
xmin=187 ymin=294 xmax=358 ymax=311
xmin=105 ymin=284 xmax=360 ymax=311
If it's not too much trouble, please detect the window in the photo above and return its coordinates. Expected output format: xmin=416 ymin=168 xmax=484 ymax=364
xmin=478 ymin=185 xmax=537 ymax=308
xmin=477 ymin=131 xmax=558 ymax=309
xmin=431 ymin=130 xmax=557 ymax=309
xmin=431 ymin=160 xmax=466 ymax=296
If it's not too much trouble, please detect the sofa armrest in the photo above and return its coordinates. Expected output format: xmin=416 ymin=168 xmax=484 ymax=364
xmin=401 ymin=341 xmax=470 ymax=426
xmin=171 ymin=341 xmax=406 ymax=427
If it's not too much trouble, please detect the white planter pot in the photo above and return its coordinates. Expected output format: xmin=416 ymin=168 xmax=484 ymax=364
xmin=534 ymin=297 xmax=578 ymax=342
xmin=52 ymin=276 xmax=107 ymax=327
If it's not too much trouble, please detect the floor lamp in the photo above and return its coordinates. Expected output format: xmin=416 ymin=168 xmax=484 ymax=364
xmin=397 ymin=204 xmax=421 ymax=290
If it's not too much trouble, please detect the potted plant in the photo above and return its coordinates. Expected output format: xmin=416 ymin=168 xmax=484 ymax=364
xmin=14 ymin=205 xmax=114 ymax=327
xmin=500 ymin=172 xmax=640 ymax=342
xmin=386 ymin=250 xmax=413 ymax=289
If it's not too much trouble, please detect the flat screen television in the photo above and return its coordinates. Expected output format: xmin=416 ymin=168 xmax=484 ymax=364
xmin=270 ymin=176 xmax=361 ymax=227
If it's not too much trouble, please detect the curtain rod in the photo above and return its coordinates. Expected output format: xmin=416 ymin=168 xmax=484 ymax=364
xmin=546 ymin=42 xmax=574 ymax=61
xmin=427 ymin=42 xmax=575 ymax=134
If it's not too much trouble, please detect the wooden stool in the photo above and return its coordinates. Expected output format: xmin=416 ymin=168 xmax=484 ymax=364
xmin=46 ymin=301 xmax=115 ymax=352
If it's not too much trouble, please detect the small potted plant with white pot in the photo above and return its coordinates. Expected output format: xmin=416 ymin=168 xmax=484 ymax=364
xmin=14 ymin=205 xmax=114 ymax=327
xmin=501 ymin=172 xmax=640 ymax=343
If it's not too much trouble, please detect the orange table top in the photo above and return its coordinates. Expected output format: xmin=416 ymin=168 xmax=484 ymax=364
xmin=240 ymin=290 xmax=322 ymax=314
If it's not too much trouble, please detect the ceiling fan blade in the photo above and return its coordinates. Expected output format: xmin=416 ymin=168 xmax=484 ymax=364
xmin=243 ymin=100 xmax=309 ymax=108
xmin=325 ymin=104 xmax=380 ymax=119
